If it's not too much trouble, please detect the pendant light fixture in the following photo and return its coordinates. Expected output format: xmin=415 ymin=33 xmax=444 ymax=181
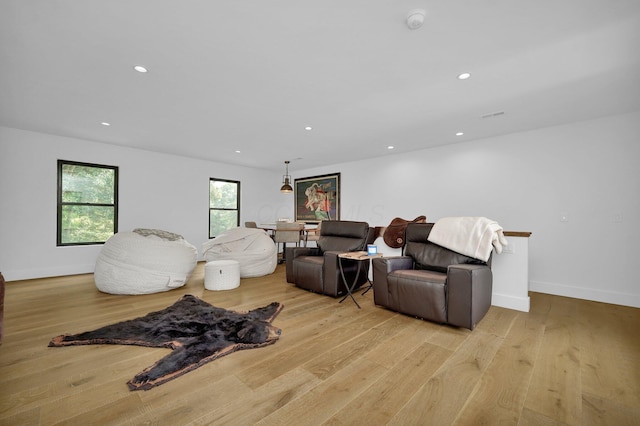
xmin=280 ymin=160 xmax=293 ymax=193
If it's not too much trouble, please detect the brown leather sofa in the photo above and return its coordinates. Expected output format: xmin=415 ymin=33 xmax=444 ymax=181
xmin=372 ymin=222 xmax=492 ymax=330
xmin=286 ymin=220 xmax=374 ymax=297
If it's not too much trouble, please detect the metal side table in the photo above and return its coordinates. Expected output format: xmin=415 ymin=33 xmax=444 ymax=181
xmin=337 ymin=251 xmax=383 ymax=309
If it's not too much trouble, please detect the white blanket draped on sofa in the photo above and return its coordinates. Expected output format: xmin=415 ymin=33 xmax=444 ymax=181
xmin=427 ymin=217 xmax=507 ymax=262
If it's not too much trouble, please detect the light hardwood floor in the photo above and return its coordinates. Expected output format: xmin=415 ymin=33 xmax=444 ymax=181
xmin=1 ymin=263 xmax=638 ymax=425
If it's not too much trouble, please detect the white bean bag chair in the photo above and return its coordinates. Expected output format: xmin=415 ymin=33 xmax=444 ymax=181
xmin=95 ymin=229 xmax=198 ymax=295
xmin=202 ymin=227 xmax=277 ymax=278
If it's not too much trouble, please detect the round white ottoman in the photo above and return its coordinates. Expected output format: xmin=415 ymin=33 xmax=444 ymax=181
xmin=205 ymin=260 xmax=240 ymax=291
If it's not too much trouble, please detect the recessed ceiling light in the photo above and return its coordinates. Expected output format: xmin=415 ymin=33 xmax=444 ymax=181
xmin=387 ymin=146 xmax=394 ymax=150
xmin=457 ymin=72 xmax=471 ymax=80
xmin=235 ymin=150 xmax=241 ymax=154
xmin=304 ymin=126 xmax=312 ymax=131
xmin=456 ymin=132 xmax=464 ymax=136
xmin=133 ymin=65 xmax=148 ymax=73
xmin=101 ymin=122 xmax=111 ymax=126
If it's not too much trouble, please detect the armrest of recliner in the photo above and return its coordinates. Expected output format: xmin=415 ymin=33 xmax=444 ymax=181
xmin=372 ymin=256 xmax=414 ymax=307
xmin=320 ymin=250 xmax=342 ymax=292
xmin=286 ymin=247 xmax=320 ymax=283
xmin=446 ymin=264 xmax=492 ymax=330
xmin=289 ymin=246 xmax=319 ymax=259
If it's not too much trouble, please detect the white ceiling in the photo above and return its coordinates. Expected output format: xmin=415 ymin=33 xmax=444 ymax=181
xmin=2 ymin=1 xmax=640 ymax=172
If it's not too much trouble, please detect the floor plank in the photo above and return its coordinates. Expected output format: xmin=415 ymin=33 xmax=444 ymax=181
xmin=388 ymin=330 xmax=503 ymax=425
xmin=453 ymin=314 xmax=545 ymax=425
xmin=523 ymin=296 xmax=583 ymax=425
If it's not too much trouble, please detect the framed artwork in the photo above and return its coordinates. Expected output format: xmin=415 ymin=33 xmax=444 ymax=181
xmin=294 ymin=173 xmax=340 ymax=223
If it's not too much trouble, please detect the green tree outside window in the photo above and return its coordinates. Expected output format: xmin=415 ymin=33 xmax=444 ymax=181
xmin=209 ymin=178 xmax=240 ymax=238
xmin=57 ymin=160 xmax=118 ymax=245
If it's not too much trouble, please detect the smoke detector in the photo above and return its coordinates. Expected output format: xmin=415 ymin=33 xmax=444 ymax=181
xmin=407 ymin=9 xmax=426 ymax=30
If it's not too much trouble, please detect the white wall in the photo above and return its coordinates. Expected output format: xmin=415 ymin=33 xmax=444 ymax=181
xmin=0 ymin=126 xmax=290 ymax=280
xmin=2 ymin=111 xmax=639 ymax=308
xmin=290 ymin=111 xmax=640 ymax=308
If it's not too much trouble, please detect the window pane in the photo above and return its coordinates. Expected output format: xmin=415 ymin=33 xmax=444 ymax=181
xmin=209 ymin=180 xmax=238 ymax=209
xmin=62 ymin=164 xmax=115 ymax=204
xmin=209 ymin=210 xmax=238 ymax=238
xmin=61 ymin=205 xmax=115 ymax=244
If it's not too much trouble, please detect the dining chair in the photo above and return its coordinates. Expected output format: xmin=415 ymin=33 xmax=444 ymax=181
xmin=274 ymin=222 xmax=304 ymax=264
xmin=303 ymin=221 xmax=322 ymax=247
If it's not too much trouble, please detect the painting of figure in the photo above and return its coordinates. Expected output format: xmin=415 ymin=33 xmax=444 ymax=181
xmin=294 ymin=173 xmax=340 ymax=223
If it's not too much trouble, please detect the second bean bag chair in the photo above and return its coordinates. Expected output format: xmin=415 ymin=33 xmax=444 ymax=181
xmin=202 ymin=227 xmax=277 ymax=278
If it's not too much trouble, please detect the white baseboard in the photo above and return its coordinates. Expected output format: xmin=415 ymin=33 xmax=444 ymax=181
xmin=491 ymin=293 xmax=530 ymax=312
xmin=530 ymin=280 xmax=640 ymax=308
xmin=2 ymin=264 xmax=95 ymax=282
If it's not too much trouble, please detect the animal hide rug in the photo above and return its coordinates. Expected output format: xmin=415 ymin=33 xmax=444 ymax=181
xmin=49 ymin=294 xmax=283 ymax=391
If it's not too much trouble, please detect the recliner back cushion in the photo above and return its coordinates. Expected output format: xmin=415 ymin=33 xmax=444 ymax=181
xmin=317 ymin=220 xmax=369 ymax=253
xmin=404 ymin=223 xmax=480 ymax=273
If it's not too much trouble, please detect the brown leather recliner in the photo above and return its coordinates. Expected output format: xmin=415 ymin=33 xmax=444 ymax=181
xmin=372 ymin=222 xmax=492 ymax=330
xmin=286 ymin=220 xmax=375 ymax=297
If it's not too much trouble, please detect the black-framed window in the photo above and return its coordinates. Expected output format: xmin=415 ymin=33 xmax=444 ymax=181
xmin=209 ymin=178 xmax=240 ymax=238
xmin=57 ymin=160 xmax=118 ymax=246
